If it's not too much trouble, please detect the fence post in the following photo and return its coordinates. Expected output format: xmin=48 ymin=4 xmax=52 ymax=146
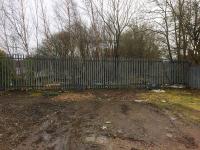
xmin=0 ymin=56 xmax=197 ymax=90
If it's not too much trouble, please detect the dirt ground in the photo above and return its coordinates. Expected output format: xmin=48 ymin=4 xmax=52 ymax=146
xmin=0 ymin=90 xmax=200 ymax=150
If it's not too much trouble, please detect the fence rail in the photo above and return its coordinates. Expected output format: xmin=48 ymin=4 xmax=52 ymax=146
xmin=0 ymin=56 xmax=190 ymax=90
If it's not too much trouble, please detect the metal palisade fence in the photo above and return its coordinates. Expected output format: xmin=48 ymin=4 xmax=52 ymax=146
xmin=189 ymin=66 xmax=200 ymax=89
xmin=0 ymin=55 xmax=190 ymax=90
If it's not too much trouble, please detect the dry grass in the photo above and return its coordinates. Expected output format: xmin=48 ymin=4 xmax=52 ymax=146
xmin=52 ymin=91 xmax=96 ymax=102
xmin=23 ymin=89 xmax=200 ymax=123
xmin=136 ymin=89 xmax=200 ymax=123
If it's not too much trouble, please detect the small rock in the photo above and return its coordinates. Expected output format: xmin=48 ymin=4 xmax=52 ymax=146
xmin=170 ymin=117 xmax=177 ymax=121
xmin=152 ymin=89 xmax=166 ymax=93
xmin=166 ymin=133 xmax=173 ymax=138
xmin=105 ymin=121 xmax=111 ymax=124
xmin=101 ymin=126 xmax=107 ymax=130
xmin=134 ymin=100 xmax=147 ymax=103
xmin=162 ymin=100 xmax=167 ymax=103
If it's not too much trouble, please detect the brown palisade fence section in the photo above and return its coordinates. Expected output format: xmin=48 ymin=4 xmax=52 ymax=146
xmin=0 ymin=55 xmax=190 ymax=90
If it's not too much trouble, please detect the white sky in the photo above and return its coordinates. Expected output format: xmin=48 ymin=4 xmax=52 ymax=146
xmin=0 ymin=0 xmax=149 ymax=53
xmin=29 ymin=0 xmax=88 ymax=40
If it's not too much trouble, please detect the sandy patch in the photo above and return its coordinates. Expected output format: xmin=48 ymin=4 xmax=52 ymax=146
xmin=52 ymin=92 xmax=96 ymax=102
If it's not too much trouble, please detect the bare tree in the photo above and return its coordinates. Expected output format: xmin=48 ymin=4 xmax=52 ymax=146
xmin=0 ymin=0 xmax=19 ymax=55
xmin=167 ymin=0 xmax=189 ymax=60
xmin=19 ymin=0 xmax=29 ymax=55
xmin=31 ymin=0 xmax=40 ymax=50
xmin=148 ymin=0 xmax=200 ymax=63
xmin=0 ymin=0 xmax=12 ymax=55
xmin=83 ymin=0 xmax=102 ymax=57
xmin=147 ymin=0 xmax=175 ymax=61
xmin=184 ymin=0 xmax=200 ymax=63
xmin=0 ymin=0 xmax=31 ymax=55
xmin=54 ymin=0 xmax=93 ymax=57
xmin=40 ymin=0 xmax=51 ymax=43
xmin=38 ymin=0 xmax=60 ymax=57
xmin=84 ymin=0 xmax=137 ymax=58
xmin=54 ymin=0 xmax=77 ymax=56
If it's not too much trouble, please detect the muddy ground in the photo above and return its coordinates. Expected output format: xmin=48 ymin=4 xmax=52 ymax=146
xmin=0 ymin=90 xmax=200 ymax=150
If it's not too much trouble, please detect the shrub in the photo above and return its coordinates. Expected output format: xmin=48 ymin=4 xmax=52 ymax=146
xmin=0 ymin=50 xmax=15 ymax=90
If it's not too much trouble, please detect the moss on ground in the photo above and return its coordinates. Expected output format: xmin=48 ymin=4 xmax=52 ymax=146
xmin=136 ymin=89 xmax=200 ymax=124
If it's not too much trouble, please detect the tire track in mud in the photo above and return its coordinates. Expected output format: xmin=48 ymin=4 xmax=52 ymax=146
xmin=2 ymin=93 xmax=199 ymax=150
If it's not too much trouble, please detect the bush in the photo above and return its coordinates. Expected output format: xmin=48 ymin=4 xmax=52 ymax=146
xmin=0 ymin=51 xmax=14 ymax=90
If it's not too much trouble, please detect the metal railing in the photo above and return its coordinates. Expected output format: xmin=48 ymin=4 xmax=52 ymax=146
xmin=0 ymin=55 xmax=190 ymax=90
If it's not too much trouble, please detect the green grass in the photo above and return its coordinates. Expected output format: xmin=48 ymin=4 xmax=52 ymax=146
xmin=136 ymin=89 xmax=200 ymax=123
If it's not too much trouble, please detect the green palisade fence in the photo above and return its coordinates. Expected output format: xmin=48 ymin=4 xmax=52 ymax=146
xmin=0 ymin=55 xmax=191 ymax=90
xmin=189 ymin=66 xmax=200 ymax=89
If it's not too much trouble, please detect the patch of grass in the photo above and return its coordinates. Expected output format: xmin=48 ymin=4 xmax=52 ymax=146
xmin=30 ymin=92 xmax=43 ymax=97
xmin=28 ymin=90 xmax=62 ymax=97
xmin=136 ymin=89 xmax=200 ymax=123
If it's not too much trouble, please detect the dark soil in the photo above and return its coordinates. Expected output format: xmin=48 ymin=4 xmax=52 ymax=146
xmin=0 ymin=90 xmax=199 ymax=150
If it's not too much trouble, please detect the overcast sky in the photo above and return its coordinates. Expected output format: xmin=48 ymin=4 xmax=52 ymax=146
xmin=29 ymin=0 xmax=89 ymax=47
xmin=0 ymin=0 xmax=149 ymax=53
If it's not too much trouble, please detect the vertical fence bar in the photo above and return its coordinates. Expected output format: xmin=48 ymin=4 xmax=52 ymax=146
xmin=1 ymin=56 xmax=199 ymax=90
